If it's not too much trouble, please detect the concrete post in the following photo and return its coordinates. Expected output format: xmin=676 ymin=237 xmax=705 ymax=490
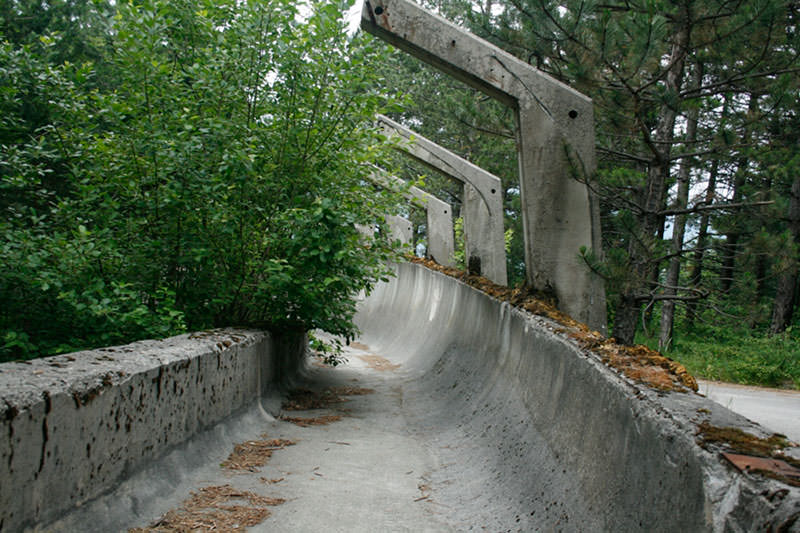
xmin=355 ymin=223 xmax=377 ymax=239
xmin=377 ymin=115 xmax=507 ymax=285
xmin=361 ymin=0 xmax=606 ymax=331
xmin=367 ymin=169 xmax=455 ymax=266
xmin=385 ymin=214 xmax=414 ymax=246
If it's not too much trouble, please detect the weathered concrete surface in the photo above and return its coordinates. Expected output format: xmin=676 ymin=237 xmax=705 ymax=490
xmin=353 ymin=263 xmax=800 ymax=531
xmin=368 ymin=169 xmax=455 ymax=266
xmin=6 ymin=263 xmax=800 ymax=532
xmin=362 ymin=0 xmax=606 ymax=332
xmin=385 ymin=213 xmax=414 ymax=245
xmin=378 ymin=114 xmax=507 ymax=285
xmin=42 ymin=347 xmax=456 ymax=533
xmin=0 ymin=329 xmax=305 ymax=532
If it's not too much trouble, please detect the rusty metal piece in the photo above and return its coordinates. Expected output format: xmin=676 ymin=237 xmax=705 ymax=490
xmin=723 ymin=452 xmax=800 ymax=479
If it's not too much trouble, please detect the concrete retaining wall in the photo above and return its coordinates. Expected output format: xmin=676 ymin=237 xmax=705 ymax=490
xmin=0 ymin=329 xmax=304 ymax=532
xmin=355 ymin=263 xmax=800 ymax=531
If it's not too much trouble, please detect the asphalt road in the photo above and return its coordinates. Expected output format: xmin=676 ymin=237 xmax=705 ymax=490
xmin=698 ymin=380 xmax=800 ymax=443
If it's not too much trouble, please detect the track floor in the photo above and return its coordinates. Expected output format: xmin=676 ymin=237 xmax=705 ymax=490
xmin=106 ymin=339 xmax=461 ymax=532
xmin=250 ymin=341 xmax=454 ymax=532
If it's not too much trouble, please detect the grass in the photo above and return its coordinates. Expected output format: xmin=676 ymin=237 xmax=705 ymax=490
xmin=636 ymin=326 xmax=800 ymax=390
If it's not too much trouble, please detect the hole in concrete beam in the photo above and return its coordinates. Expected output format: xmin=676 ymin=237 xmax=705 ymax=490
xmin=451 ymin=39 xmax=456 ymax=46
xmin=491 ymin=188 xmax=496 ymax=194
xmin=568 ymin=110 xmax=578 ymax=119
xmin=374 ymin=5 xmax=384 ymax=14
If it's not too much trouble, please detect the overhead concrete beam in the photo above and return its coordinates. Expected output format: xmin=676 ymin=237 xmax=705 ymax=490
xmin=362 ymin=0 xmax=606 ymax=331
xmin=377 ymin=114 xmax=507 ymax=285
xmin=358 ymin=215 xmax=414 ymax=247
xmin=385 ymin=214 xmax=414 ymax=245
xmin=367 ymin=169 xmax=455 ymax=266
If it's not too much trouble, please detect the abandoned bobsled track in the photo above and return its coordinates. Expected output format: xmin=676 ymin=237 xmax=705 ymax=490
xmin=2 ymin=262 xmax=799 ymax=532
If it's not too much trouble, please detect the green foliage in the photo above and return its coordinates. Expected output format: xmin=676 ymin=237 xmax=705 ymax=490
xmin=308 ymin=331 xmax=345 ymax=366
xmin=637 ymin=325 xmax=800 ymax=389
xmin=452 ymin=216 xmax=465 ymax=268
xmin=1 ymin=0 xmax=405 ymax=361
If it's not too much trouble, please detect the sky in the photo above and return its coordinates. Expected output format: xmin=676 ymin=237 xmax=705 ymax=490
xmin=347 ymin=2 xmax=363 ymax=34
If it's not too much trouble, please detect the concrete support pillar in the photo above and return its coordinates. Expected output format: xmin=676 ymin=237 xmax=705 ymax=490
xmin=355 ymin=223 xmax=377 ymax=239
xmin=385 ymin=214 xmax=413 ymax=245
xmin=361 ymin=0 xmax=606 ymax=331
xmin=377 ymin=115 xmax=507 ymax=285
xmin=367 ymin=169 xmax=455 ymax=267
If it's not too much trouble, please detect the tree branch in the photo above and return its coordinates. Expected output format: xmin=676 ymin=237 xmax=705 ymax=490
xmin=658 ymin=200 xmax=773 ymax=217
xmin=597 ymin=146 xmax=651 ymax=164
xmin=681 ymin=67 xmax=800 ymax=98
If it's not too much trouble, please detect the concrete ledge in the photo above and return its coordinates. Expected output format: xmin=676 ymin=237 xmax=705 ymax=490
xmin=355 ymin=263 xmax=800 ymax=531
xmin=0 ymin=329 xmax=304 ymax=532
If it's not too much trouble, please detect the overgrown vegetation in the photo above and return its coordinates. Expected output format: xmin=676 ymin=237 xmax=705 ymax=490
xmin=371 ymin=0 xmax=800 ymax=388
xmin=3 ymin=0 xmax=799 ymax=389
xmin=637 ymin=324 xmax=800 ymax=389
xmin=1 ymin=0 xmax=404 ymax=361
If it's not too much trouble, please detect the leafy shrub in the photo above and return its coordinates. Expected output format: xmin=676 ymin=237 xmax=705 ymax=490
xmin=1 ymin=0 xmax=404 ymax=360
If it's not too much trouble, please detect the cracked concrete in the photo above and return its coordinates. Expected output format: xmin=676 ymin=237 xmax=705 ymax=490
xmin=4 ymin=262 xmax=800 ymax=532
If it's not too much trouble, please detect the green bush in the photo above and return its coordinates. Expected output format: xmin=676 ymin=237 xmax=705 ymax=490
xmin=674 ymin=329 xmax=800 ymax=389
xmin=636 ymin=321 xmax=800 ymax=389
xmin=1 ymin=0 xmax=404 ymax=361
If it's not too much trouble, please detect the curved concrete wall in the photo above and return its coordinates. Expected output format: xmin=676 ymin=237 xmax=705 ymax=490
xmin=1 ymin=264 xmax=797 ymax=531
xmin=355 ymin=263 xmax=800 ymax=531
xmin=0 ymin=329 xmax=305 ymax=532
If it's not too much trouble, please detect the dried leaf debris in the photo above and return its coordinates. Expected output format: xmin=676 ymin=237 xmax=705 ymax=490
xmin=281 ymin=386 xmax=374 ymax=411
xmin=129 ymin=484 xmax=284 ymax=533
xmin=410 ymin=256 xmax=697 ymax=392
xmin=697 ymin=421 xmax=793 ymax=457
xmin=329 ymin=386 xmax=374 ymax=396
xmin=279 ymin=414 xmax=343 ymax=427
xmin=221 ymin=435 xmax=296 ymax=471
xmin=282 ymin=388 xmax=346 ymax=411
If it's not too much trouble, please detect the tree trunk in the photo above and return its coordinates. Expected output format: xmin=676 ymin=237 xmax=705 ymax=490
xmin=612 ymin=12 xmax=690 ymax=345
xmin=770 ymin=176 xmax=800 ymax=334
xmin=719 ymin=233 xmax=739 ymax=293
xmin=720 ymin=93 xmax=758 ymax=293
xmin=613 ymin=157 xmax=674 ymax=345
xmin=658 ymin=62 xmax=702 ymax=351
xmin=686 ymin=157 xmax=718 ymax=328
xmin=754 ymin=174 xmax=774 ymax=308
xmin=644 ymin=215 xmax=666 ymax=328
xmin=613 ymin=294 xmax=641 ymax=344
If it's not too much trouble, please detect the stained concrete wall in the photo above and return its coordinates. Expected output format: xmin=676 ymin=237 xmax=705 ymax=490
xmin=0 ymin=329 xmax=305 ymax=532
xmin=2 ymin=266 xmax=798 ymax=531
xmin=354 ymin=262 xmax=800 ymax=531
